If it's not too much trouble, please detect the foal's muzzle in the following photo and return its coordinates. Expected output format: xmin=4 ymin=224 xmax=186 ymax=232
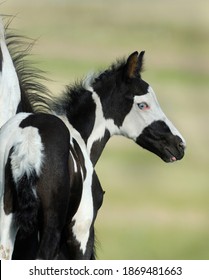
xmin=164 ymin=135 xmax=185 ymax=162
xmin=136 ymin=121 xmax=186 ymax=163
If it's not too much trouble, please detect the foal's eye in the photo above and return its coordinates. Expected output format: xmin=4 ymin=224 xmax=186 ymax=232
xmin=137 ymin=102 xmax=149 ymax=110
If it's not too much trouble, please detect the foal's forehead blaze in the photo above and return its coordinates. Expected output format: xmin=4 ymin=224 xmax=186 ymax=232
xmin=133 ymin=85 xmax=159 ymax=106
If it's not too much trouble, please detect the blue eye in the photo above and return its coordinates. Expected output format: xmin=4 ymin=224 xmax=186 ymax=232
xmin=138 ymin=102 xmax=149 ymax=110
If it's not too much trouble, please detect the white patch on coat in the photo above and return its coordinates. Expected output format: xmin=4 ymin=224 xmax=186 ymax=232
xmin=69 ymin=150 xmax=78 ymax=173
xmin=120 ymin=86 xmax=186 ymax=146
xmin=10 ymin=126 xmax=44 ymax=183
xmin=87 ymin=89 xmax=119 ymax=155
xmin=57 ymin=114 xmax=94 ymax=255
xmin=0 ymin=113 xmax=44 ymax=260
xmin=71 ymin=157 xmax=94 ymax=254
xmin=0 ymin=113 xmax=32 ymax=196
xmin=0 ymin=18 xmax=21 ymax=128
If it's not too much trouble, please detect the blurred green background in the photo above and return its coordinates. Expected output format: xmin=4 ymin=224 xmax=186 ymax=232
xmin=2 ymin=0 xmax=209 ymax=259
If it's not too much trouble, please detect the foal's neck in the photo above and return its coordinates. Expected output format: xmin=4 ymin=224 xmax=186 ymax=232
xmin=85 ymin=90 xmax=110 ymax=165
xmin=63 ymin=84 xmax=117 ymax=166
xmin=58 ymin=69 xmax=122 ymax=166
xmin=66 ymin=89 xmax=112 ymax=166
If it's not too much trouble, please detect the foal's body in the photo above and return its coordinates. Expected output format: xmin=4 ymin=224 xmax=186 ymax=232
xmin=0 ymin=112 xmax=103 ymax=259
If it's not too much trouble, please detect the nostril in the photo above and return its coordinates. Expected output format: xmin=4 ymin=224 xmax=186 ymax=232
xmin=179 ymin=141 xmax=186 ymax=150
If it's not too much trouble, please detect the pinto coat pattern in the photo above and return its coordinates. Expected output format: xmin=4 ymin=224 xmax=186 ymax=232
xmin=0 ymin=18 xmax=185 ymax=259
xmin=0 ymin=113 xmax=103 ymax=259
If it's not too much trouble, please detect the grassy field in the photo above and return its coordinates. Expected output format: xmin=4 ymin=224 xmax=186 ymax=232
xmin=2 ymin=0 xmax=209 ymax=259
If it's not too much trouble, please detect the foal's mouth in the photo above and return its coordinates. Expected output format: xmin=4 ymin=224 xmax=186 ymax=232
xmin=164 ymin=148 xmax=179 ymax=163
xmin=164 ymin=147 xmax=184 ymax=162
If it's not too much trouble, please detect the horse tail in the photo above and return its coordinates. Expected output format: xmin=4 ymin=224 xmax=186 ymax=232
xmin=14 ymin=169 xmax=40 ymax=233
xmin=9 ymin=126 xmax=44 ymax=234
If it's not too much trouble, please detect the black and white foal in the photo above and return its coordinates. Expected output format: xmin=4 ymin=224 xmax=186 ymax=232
xmin=0 ymin=36 xmax=186 ymax=259
xmin=52 ymin=51 xmax=186 ymax=259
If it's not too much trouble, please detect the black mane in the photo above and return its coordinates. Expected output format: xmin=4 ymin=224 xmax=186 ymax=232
xmin=50 ymin=57 xmax=127 ymax=115
xmin=93 ymin=57 xmax=126 ymax=84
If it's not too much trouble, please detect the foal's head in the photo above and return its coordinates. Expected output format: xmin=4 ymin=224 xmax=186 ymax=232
xmin=95 ymin=51 xmax=186 ymax=162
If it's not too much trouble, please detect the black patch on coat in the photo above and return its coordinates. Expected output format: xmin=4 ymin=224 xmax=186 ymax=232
xmin=90 ymin=129 xmax=110 ymax=165
xmin=136 ymin=120 xmax=185 ymax=162
xmin=54 ymin=85 xmax=96 ymax=144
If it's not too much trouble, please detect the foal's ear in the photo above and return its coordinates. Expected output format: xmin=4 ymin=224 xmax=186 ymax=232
xmin=124 ymin=51 xmax=145 ymax=80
